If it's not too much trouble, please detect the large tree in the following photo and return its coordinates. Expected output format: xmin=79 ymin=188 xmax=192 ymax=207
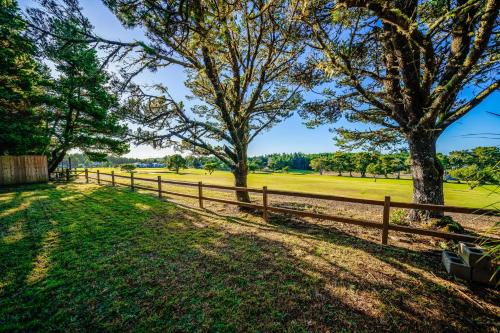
xmin=100 ymin=0 xmax=304 ymax=203
xmin=0 ymin=0 xmax=49 ymax=155
xmin=41 ymin=20 xmax=128 ymax=172
xmin=300 ymin=0 xmax=499 ymax=218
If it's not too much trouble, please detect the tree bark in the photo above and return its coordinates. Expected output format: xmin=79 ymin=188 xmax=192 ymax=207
xmin=233 ymin=162 xmax=251 ymax=204
xmin=408 ymin=133 xmax=444 ymax=220
xmin=48 ymin=149 xmax=67 ymax=174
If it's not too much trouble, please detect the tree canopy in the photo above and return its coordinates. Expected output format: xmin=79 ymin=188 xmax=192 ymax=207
xmin=98 ymin=0 xmax=305 ymax=202
xmin=37 ymin=18 xmax=129 ymax=172
xmin=0 ymin=1 xmax=49 ymax=155
xmin=299 ymin=0 xmax=499 ymax=218
xmin=166 ymin=154 xmax=187 ymax=174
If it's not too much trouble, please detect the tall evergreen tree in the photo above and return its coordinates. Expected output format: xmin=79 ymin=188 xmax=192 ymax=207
xmin=42 ymin=20 xmax=128 ymax=172
xmin=0 ymin=0 xmax=48 ymax=155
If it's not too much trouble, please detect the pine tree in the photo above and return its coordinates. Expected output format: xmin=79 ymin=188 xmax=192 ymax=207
xmin=0 ymin=0 xmax=49 ymax=155
xmin=43 ymin=20 xmax=128 ymax=172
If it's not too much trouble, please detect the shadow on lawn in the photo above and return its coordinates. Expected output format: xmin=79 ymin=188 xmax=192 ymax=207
xmin=0 ymin=184 xmax=497 ymax=332
xmin=190 ymin=205 xmax=499 ymax=331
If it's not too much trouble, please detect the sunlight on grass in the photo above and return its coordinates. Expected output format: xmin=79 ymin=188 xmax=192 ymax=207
xmin=26 ymin=230 xmax=59 ymax=285
xmin=0 ymin=203 xmax=29 ymax=219
xmin=134 ymin=202 xmax=152 ymax=211
xmin=0 ymin=183 xmax=497 ymax=331
xmin=3 ymin=220 xmax=25 ymax=244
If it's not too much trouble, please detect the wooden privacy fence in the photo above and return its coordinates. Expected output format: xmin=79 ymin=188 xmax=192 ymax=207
xmin=0 ymin=155 xmax=48 ymax=185
xmin=82 ymin=169 xmax=499 ymax=245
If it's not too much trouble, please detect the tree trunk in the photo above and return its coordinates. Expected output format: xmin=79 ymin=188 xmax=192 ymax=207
xmin=233 ymin=164 xmax=251 ymax=203
xmin=408 ymin=133 xmax=444 ymax=220
xmin=232 ymin=146 xmax=251 ymax=204
xmin=361 ymin=171 xmax=366 ymax=177
xmin=48 ymin=149 xmax=67 ymax=173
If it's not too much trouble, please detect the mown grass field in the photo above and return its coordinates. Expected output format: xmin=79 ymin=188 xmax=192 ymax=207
xmin=86 ymin=167 xmax=500 ymax=209
xmin=1 ymin=183 xmax=498 ymax=332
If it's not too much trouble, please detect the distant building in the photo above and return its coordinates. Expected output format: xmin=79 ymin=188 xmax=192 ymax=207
xmin=136 ymin=162 xmax=166 ymax=168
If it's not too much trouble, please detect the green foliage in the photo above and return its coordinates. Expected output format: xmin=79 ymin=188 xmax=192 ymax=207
xmin=329 ymin=151 xmax=348 ymax=176
xmin=448 ymin=165 xmax=480 ymax=189
xmin=310 ymin=158 xmax=328 ymax=175
xmin=248 ymin=161 xmax=258 ymax=173
xmin=366 ymin=162 xmax=384 ymax=180
xmin=447 ymin=147 xmax=499 ymax=188
xmin=166 ymin=154 xmax=187 ymax=173
xmin=204 ymin=162 xmax=218 ymax=175
xmin=354 ymin=152 xmax=376 ymax=177
xmin=389 ymin=209 xmax=409 ymax=226
xmin=106 ymin=0 xmax=304 ymax=200
xmin=42 ymin=19 xmax=128 ymax=171
xmin=0 ymin=1 xmax=49 ymax=154
xmin=120 ymin=164 xmax=136 ymax=173
xmin=301 ymin=0 xmax=498 ymax=208
xmin=425 ymin=216 xmax=464 ymax=233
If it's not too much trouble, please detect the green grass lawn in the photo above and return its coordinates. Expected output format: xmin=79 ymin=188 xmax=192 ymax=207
xmin=86 ymin=167 xmax=500 ymax=209
xmin=1 ymin=183 xmax=498 ymax=331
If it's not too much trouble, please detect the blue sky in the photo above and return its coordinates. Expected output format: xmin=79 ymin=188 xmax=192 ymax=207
xmin=19 ymin=0 xmax=500 ymax=158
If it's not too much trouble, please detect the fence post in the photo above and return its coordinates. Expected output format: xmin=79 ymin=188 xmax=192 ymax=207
xmin=97 ymin=170 xmax=100 ymax=185
xmin=198 ymin=181 xmax=203 ymax=208
xmin=382 ymin=196 xmax=391 ymax=245
xmin=85 ymin=168 xmax=89 ymax=183
xmin=263 ymin=186 xmax=268 ymax=222
xmin=66 ymin=168 xmax=70 ymax=181
xmin=130 ymin=172 xmax=134 ymax=191
xmin=158 ymin=176 xmax=162 ymax=198
xmin=111 ymin=170 xmax=115 ymax=186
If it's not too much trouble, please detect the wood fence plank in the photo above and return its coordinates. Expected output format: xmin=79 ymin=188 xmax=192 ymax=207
xmin=382 ymin=196 xmax=391 ymax=245
xmin=0 ymin=155 xmax=48 ymax=185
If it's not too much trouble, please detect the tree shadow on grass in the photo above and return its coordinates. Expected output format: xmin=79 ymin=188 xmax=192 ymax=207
xmin=1 ymin=184 xmax=376 ymax=332
xmin=194 ymin=205 xmax=499 ymax=331
xmin=0 ymin=184 xmax=497 ymax=332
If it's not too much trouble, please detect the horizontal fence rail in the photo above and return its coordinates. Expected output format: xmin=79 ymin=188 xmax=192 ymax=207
xmin=75 ymin=169 xmax=499 ymax=245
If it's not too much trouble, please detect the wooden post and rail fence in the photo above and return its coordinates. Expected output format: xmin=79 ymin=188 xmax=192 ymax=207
xmin=63 ymin=168 xmax=499 ymax=246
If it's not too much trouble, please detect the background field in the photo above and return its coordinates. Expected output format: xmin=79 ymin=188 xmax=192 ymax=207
xmin=85 ymin=168 xmax=500 ymax=209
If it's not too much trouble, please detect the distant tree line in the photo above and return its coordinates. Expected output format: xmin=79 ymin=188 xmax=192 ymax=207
xmin=251 ymin=151 xmax=410 ymax=178
xmin=247 ymin=148 xmax=499 ymax=184
xmin=68 ymin=146 xmax=499 ymax=185
xmin=442 ymin=147 xmax=500 ymax=188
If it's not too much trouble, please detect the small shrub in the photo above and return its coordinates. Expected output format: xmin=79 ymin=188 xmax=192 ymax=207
xmin=389 ymin=209 xmax=409 ymax=225
xmin=120 ymin=164 xmax=136 ymax=173
xmin=425 ymin=216 xmax=464 ymax=233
